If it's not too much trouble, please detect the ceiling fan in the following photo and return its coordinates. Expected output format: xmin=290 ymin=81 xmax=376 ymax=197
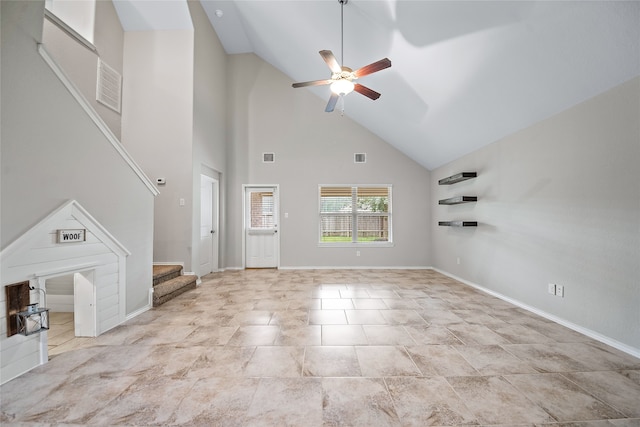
xmin=291 ymin=0 xmax=391 ymax=113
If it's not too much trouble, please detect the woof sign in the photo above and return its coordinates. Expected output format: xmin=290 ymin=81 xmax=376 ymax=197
xmin=57 ymin=229 xmax=86 ymax=243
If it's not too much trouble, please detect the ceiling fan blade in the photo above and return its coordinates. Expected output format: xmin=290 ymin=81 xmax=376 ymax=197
xmin=353 ymin=58 xmax=392 ymax=78
xmin=292 ymin=79 xmax=333 ymax=88
xmin=354 ymin=83 xmax=381 ymax=100
xmin=325 ymin=93 xmax=339 ymax=112
xmin=320 ymin=50 xmax=342 ymax=74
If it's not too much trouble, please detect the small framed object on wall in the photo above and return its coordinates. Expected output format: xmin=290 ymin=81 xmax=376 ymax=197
xmin=5 ymin=281 xmax=30 ymax=337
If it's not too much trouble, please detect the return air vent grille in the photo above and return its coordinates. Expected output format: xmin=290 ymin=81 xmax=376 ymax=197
xmin=354 ymin=153 xmax=366 ymax=164
xmin=263 ymin=152 xmax=275 ymax=163
xmin=96 ymin=58 xmax=122 ymax=113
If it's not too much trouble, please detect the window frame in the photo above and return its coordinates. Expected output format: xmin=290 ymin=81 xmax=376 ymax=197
xmin=318 ymin=185 xmax=393 ymax=247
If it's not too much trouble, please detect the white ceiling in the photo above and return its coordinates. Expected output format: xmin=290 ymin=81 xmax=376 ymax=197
xmin=114 ymin=1 xmax=640 ymax=170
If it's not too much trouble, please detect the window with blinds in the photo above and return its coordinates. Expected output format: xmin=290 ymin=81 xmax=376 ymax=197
xmin=319 ymin=186 xmax=391 ymax=244
xmin=250 ymin=192 xmax=274 ymax=228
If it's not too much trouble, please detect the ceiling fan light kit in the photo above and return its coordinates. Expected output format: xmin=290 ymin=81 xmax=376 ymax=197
xmin=331 ymin=78 xmax=354 ymax=95
xmin=292 ymin=0 xmax=391 ymax=113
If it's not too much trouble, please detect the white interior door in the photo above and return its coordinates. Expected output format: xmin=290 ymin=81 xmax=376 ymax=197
xmin=73 ymin=271 xmax=96 ymax=337
xmin=200 ymin=175 xmax=219 ymax=275
xmin=244 ymin=186 xmax=279 ymax=268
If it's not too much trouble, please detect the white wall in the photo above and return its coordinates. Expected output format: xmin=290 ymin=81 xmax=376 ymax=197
xmin=431 ymin=77 xmax=640 ymax=354
xmin=121 ymin=29 xmax=195 ymax=269
xmin=226 ymin=54 xmax=431 ymax=269
xmin=45 ymin=274 xmax=74 ymax=312
xmin=188 ymin=0 xmax=228 ymax=276
xmin=1 ymin=0 xmax=155 ymax=315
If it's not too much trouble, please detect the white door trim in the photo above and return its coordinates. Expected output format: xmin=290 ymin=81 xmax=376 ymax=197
xmin=200 ymin=174 xmax=220 ymax=275
xmin=242 ymin=184 xmax=280 ymax=269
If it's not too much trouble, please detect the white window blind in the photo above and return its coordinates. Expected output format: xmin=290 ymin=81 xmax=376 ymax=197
xmin=250 ymin=192 xmax=274 ymax=229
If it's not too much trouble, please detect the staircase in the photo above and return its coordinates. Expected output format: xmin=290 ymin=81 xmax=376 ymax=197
xmin=152 ymin=265 xmax=197 ymax=307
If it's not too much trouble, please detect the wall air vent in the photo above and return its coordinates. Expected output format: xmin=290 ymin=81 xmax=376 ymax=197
xmin=354 ymin=153 xmax=366 ymax=164
xmin=96 ymin=58 xmax=122 ymax=113
xmin=263 ymin=152 xmax=275 ymax=163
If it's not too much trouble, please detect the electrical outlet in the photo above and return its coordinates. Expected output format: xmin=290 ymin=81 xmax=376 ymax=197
xmin=548 ymin=283 xmax=556 ymax=295
xmin=457 ymin=257 xmax=461 ymax=265
xmin=556 ymin=285 xmax=564 ymax=297
xmin=356 ymin=250 xmax=360 ymax=257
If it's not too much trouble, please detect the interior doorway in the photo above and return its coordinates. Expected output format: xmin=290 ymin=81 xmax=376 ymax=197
xmin=243 ymin=185 xmax=279 ymax=268
xmin=200 ymin=174 xmax=219 ymax=275
xmin=43 ymin=269 xmax=97 ymax=344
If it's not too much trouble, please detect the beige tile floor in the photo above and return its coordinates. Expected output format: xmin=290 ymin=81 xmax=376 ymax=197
xmin=1 ymin=269 xmax=639 ymax=426
xmin=47 ymin=311 xmax=76 ymax=355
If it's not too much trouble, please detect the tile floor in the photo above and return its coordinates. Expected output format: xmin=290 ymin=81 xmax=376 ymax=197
xmin=1 ymin=269 xmax=639 ymax=426
xmin=47 ymin=311 xmax=76 ymax=355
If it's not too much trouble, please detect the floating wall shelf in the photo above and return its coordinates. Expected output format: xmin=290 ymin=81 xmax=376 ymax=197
xmin=439 ymin=196 xmax=478 ymax=205
xmin=438 ymin=172 xmax=477 ymax=185
xmin=438 ymin=221 xmax=478 ymax=227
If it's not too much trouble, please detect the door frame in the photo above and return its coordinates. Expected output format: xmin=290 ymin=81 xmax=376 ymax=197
xmin=200 ymin=174 xmax=220 ymax=274
xmin=37 ymin=267 xmax=98 ymax=361
xmin=242 ymin=184 xmax=280 ymax=269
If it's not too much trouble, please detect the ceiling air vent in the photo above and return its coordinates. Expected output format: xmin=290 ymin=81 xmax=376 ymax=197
xmin=96 ymin=58 xmax=122 ymax=113
xmin=354 ymin=153 xmax=366 ymax=164
xmin=263 ymin=152 xmax=275 ymax=163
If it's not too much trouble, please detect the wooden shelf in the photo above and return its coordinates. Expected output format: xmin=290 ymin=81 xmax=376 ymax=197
xmin=438 ymin=221 xmax=478 ymax=227
xmin=439 ymin=196 xmax=477 ymax=205
xmin=438 ymin=172 xmax=477 ymax=185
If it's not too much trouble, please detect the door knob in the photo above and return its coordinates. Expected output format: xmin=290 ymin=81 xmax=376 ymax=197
xmin=211 ymin=230 xmax=215 ymax=234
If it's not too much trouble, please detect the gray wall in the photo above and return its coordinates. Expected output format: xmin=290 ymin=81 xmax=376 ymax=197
xmin=431 ymin=77 xmax=640 ymax=353
xmin=226 ymin=53 xmax=432 ymax=269
xmin=1 ymin=0 xmax=155 ymax=314
xmin=188 ymin=0 xmax=228 ymax=275
xmin=121 ymin=29 xmax=195 ymax=270
xmin=42 ymin=0 xmax=124 ymax=139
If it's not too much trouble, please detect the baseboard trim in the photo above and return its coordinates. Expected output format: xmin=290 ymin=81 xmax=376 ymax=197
xmin=126 ymin=302 xmax=152 ymax=321
xmin=434 ymin=268 xmax=640 ymax=359
xmin=278 ymin=266 xmax=433 ymax=270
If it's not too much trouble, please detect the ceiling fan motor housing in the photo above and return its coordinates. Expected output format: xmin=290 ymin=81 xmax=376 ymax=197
xmin=332 ymin=67 xmax=355 ymax=82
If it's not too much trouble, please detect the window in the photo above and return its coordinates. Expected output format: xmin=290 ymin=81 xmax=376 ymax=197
xmin=251 ymin=192 xmax=274 ymax=228
xmin=319 ymin=186 xmax=391 ymax=244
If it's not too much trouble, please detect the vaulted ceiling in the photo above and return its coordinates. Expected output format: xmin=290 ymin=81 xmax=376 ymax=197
xmin=113 ymin=1 xmax=640 ymax=170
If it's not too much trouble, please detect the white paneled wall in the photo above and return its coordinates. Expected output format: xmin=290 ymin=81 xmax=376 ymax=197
xmin=0 ymin=200 xmax=129 ymax=384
